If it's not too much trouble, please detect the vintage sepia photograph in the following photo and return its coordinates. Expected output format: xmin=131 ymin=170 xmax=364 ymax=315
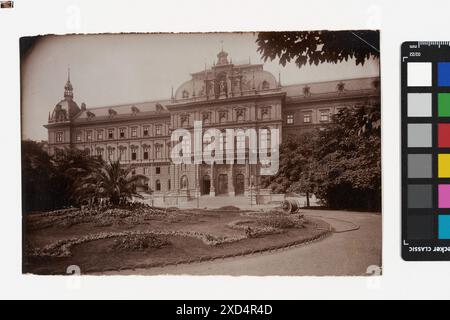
xmin=21 ymin=31 xmax=381 ymax=276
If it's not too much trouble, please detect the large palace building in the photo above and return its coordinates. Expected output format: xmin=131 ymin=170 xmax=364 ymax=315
xmin=45 ymin=50 xmax=380 ymax=205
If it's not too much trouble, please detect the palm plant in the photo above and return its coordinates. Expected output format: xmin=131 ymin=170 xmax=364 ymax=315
xmin=73 ymin=160 xmax=145 ymax=206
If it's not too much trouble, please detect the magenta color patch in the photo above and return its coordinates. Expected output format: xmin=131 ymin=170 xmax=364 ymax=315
xmin=439 ymin=185 xmax=450 ymax=208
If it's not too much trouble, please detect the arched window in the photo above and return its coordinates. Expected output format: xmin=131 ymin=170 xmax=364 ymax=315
xmin=155 ymin=144 xmax=162 ymax=159
xmin=108 ymin=147 xmax=115 ymax=161
xmin=180 ymin=175 xmax=188 ymax=189
xmin=181 ymin=136 xmax=191 ymax=158
xmin=131 ymin=146 xmax=138 ymax=161
xmin=143 ymin=146 xmax=150 ymax=160
xmin=203 ymin=131 xmax=212 ymax=149
xmin=262 ymin=80 xmax=270 ymax=90
xmin=260 ymin=128 xmax=271 ymax=155
xmin=219 ymin=129 xmax=227 ymax=154
xmin=236 ymin=129 xmax=246 ymax=150
xmin=182 ymin=90 xmax=189 ymax=99
xmin=155 ymin=179 xmax=161 ymax=191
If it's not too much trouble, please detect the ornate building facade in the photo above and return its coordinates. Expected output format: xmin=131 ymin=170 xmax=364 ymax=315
xmin=44 ymin=50 xmax=380 ymax=204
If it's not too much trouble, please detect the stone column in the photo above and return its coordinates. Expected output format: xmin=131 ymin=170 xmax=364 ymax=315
xmin=244 ymin=160 xmax=250 ymax=196
xmin=195 ymin=164 xmax=200 ymax=198
xmin=228 ymin=163 xmax=235 ymax=196
xmin=209 ymin=162 xmax=216 ymax=196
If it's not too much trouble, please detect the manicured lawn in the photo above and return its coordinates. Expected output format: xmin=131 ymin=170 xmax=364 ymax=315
xmin=23 ymin=206 xmax=330 ymax=275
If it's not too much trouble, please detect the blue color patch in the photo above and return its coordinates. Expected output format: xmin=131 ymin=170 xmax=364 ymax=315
xmin=438 ymin=62 xmax=450 ymax=87
xmin=438 ymin=215 xmax=450 ymax=239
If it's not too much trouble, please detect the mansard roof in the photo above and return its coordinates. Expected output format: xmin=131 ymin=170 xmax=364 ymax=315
xmin=73 ymin=99 xmax=171 ymax=123
xmin=282 ymin=77 xmax=380 ymax=100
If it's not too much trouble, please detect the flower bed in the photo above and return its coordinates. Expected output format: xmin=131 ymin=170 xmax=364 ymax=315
xmin=26 ymin=229 xmax=248 ymax=258
xmin=25 ymin=206 xmax=169 ymax=231
xmin=227 ymin=213 xmax=305 ymax=238
xmin=112 ymin=234 xmax=171 ymax=252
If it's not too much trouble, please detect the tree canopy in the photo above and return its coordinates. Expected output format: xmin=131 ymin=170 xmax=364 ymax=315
xmin=263 ymin=105 xmax=381 ymax=211
xmin=22 ymin=142 xmax=146 ymax=212
xmin=256 ymin=30 xmax=379 ymax=68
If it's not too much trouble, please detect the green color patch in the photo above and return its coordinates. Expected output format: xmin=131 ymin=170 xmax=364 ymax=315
xmin=439 ymin=93 xmax=450 ymax=117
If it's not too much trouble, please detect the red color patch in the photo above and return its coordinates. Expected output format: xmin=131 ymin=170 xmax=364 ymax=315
xmin=439 ymin=123 xmax=450 ymax=148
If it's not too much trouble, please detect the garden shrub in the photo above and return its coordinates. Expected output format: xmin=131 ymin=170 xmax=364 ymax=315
xmin=257 ymin=216 xmax=296 ymax=229
xmin=112 ymin=234 xmax=170 ymax=252
xmin=218 ymin=205 xmax=241 ymax=211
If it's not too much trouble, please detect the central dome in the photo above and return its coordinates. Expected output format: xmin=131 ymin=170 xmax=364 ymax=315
xmin=216 ymin=50 xmax=229 ymax=66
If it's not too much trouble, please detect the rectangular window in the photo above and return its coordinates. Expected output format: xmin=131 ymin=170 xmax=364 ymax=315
xmin=287 ymin=114 xmax=294 ymax=124
xmin=131 ymin=151 xmax=137 ymax=161
xmin=108 ymin=148 xmax=114 ymax=160
xmin=156 ymin=167 xmax=161 ymax=174
xmin=155 ymin=124 xmax=162 ymax=136
xmin=56 ymin=132 xmax=63 ymax=143
xmin=119 ymin=148 xmax=125 ymax=160
xmin=155 ymin=145 xmax=162 ymax=159
xmin=143 ymin=149 xmax=149 ymax=160
xmin=86 ymin=131 xmax=92 ymax=141
xmin=143 ymin=126 xmax=149 ymax=136
xmin=131 ymin=127 xmax=137 ymax=138
xmin=97 ymin=130 xmax=103 ymax=140
xmin=320 ymin=111 xmax=329 ymax=122
xmin=108 ymin=129 xmax=114 ymax=139
xmin=303 ymin=113 xmax=312 ymax=123
xmin=119 ymin=128 xmax=125 ymax=138
xmin=75 ymin=132 xmax=81 ymax=142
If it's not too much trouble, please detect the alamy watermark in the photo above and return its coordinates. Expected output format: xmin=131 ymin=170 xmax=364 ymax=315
xmin=170 ymin=121 xmax=279 ymax=175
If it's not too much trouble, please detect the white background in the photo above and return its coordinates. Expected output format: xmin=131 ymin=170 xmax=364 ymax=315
xmin=1 ymin=0 xmax=450 ymax=300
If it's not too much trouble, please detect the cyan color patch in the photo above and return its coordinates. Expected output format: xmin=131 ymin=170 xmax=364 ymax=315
xmin=439 ymin=215 xmax=450 ymax=239
xmin=438 ymin=62 xmax=450 ymax=87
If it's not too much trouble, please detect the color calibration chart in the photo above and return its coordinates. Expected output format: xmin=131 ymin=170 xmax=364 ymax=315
xmin=402 ymin=42 xmax=450 ymax=260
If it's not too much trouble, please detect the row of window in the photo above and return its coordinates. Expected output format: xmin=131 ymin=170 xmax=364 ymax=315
xmin=88 ymin=144 xmax=166 ymax=161
xmin=140 ymin=166 xmax=166 ymax=175
xmin=131 ymin=175 xmax=188 ymax=192
xmin=286 ymin=110 xmax=330 ymax=125
xmin=178 ymin=106 xmax=272 ymax=127
xmin=69 ymin=125 xmax=165 ymax=144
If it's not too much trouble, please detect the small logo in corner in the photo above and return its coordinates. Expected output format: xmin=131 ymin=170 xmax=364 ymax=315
xmin=0 ymin=1 xmax=13 ymax=9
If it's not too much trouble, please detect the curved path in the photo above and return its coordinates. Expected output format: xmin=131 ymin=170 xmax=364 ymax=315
xmin=100 ymin=210 xmax=381 ymax=276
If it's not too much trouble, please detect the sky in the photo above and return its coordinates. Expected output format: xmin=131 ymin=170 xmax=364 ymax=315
xmin=21 ymin=33 xmax=380 ymax=141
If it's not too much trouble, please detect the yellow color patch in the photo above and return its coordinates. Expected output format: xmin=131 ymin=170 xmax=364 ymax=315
xmin=439 ymin=154 xmax=450 ymax=178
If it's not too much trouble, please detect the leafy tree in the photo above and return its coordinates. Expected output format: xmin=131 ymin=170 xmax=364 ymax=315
xmin=73 ymin=160 xmax=145 ymax=205
xmin=266 ymin=105 xmax=381 ymax=211
xmin=256 ymin=30 xmax=379 ymax=67
xmin=51 ymin=147 xmax=103 ymax=207
xmin=22 ymin=140 xmax=54 ymax=211
xmin=257 ymin=31 xmax=381 ymax=210
xmin=261 ymin=132 xmax=317 ymax=207
xmin=312 ymin=105 xmax=381 ymax=210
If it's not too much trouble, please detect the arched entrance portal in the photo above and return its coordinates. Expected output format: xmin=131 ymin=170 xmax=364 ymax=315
xmin=218 ymin=174 xmax=228 ymax=195
xmin=202 ymin=175 xmax=211 ymax=195
xmin=235 ymin=174 xmax=245 ymax=195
